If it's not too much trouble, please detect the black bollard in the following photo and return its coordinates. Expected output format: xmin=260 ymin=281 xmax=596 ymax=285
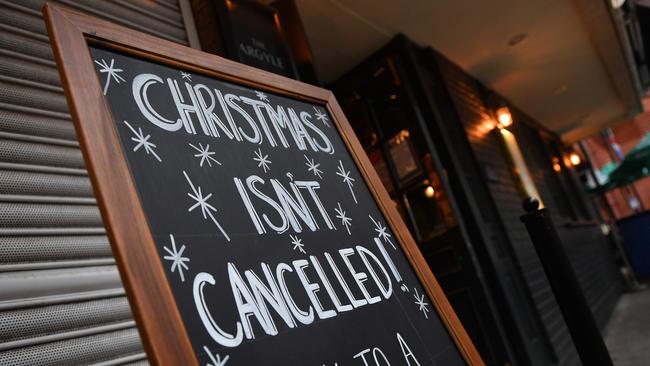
xmin=520 ymin=197 xmax=613 ymax=366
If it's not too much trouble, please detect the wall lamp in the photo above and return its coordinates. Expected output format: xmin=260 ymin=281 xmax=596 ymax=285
xmin=552 ymin=157 xmax=562 ymax=172
xmin=484 ymin=106 xmax=513 ymax=131
xmin=563 ymin=151 xmax=581 ymax=167
xmin=424 ymin=185 xmax=435 ymax=198
xmin=495 ymin=106 xmax=513 ymax=129
xmin=480 ymin=102 xmax=514 ymax=135
xmin=569 ymin=152 xmax=581 ymax=166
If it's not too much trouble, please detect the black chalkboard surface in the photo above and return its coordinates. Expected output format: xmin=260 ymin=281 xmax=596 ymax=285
xmin=87 ymin=44 xmax=466 ymax=366
xmin=47 ymin=6 xmax=481 ymax=364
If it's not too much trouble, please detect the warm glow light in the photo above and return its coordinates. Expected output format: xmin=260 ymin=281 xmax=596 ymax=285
xmin=499 ymin=129 xmax=545 ymax=208
xmin=552 ymin=157 xmax=561 ymax=172
xmin=392 ymin=129 xmax=410 ymax=144
xmin=553 ymin=163 xmax=561 ymax=172
xmin=424 ymin=185 xmax=435 ymax=198
xmin=569 ymin=152 xmax=581 ymax=166
xmin=496 ymin=107 xmax=512 ymax=128
xmin=483 ymin=119 xmax=497 ymax=131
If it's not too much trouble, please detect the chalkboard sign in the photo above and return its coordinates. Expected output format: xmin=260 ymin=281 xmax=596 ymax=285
xmin=45 ymin=4 xmax=481 ymax=365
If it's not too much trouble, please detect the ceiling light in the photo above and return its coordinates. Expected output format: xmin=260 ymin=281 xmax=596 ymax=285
xmin=508 ymin=33 xmax=528 ymax=47
xmin=553 ymin=84 xmax=567 ymax=95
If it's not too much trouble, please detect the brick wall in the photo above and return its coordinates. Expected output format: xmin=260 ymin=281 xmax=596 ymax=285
xmin=582 ymin=112 xmax=650 ymax=218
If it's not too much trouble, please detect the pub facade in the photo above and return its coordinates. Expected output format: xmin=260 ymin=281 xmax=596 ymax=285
xmin=0 ymin=1 xmax=626 ymax=365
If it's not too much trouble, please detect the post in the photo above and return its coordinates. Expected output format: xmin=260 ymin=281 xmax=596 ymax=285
xmin=520 ymin=197 xmax=613 ymax=366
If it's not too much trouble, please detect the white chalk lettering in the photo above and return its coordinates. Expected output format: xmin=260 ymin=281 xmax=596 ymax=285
xmin=132 ymin=73 xmax=181 ymax=131
xmin=131 ymin=73 xmax=334 ymax=154
xmin=192 ymin=244 xmax=397 ymax=348
xmin=193 ymin=272 xmax=243 ymax=347
xmin=396 ymin=332 xmax=421 ymax=366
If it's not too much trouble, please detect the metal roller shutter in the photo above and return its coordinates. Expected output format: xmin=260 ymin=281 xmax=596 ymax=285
xmin=0 ymin=0 xmax=195 ymax=364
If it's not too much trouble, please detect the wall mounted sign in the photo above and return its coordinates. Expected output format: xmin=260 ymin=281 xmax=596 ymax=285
xmin=214 ymin=0 xmax=298 ymax=78
xmin=45 ymin=3 xmax=482 ymax=365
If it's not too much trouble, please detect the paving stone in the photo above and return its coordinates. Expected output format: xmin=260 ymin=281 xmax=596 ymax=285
xmin=604 ymin=289 xmax=650 ymax=366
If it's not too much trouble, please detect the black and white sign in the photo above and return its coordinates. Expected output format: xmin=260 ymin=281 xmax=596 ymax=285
xmin=90 ymin=46 xmax=465 ymax=366
xmin=217 ymin=1 xmax=297 ymax=78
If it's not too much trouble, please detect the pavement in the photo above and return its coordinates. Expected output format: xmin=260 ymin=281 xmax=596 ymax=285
xmin=604 ymin=288 xmax=650 ymax=366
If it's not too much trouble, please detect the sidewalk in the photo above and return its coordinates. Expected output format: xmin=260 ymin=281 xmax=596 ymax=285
xmin=604 ymin=288 xmax=650 ymax=366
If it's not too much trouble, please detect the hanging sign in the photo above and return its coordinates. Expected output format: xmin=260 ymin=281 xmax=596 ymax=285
xmin=45 ymin=3 xmax=482 ymax=365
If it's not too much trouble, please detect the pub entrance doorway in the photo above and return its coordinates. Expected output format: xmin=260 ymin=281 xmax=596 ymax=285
xmin=331 ymin=40 xmax=512 ymax=365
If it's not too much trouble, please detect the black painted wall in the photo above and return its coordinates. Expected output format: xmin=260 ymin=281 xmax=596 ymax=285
xmin=433 ymin=51 xmax=623 ymax=366
xmin=332 ymin=35 xmax=623 ymax=366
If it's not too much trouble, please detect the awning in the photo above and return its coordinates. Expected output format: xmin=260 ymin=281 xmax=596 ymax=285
xmin=605 ymin=132 xmax=650 ymax=189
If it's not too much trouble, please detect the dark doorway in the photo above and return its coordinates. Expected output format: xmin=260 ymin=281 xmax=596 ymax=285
xmin=331 ymin=45 xmax=511 ymax=366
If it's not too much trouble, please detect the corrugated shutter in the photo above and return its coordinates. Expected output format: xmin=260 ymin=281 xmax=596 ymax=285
xmin=0 ymin=1 xmax=193 ymax=364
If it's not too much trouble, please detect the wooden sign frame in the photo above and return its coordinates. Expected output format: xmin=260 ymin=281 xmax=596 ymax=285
xmin=43 ymin=3 xmax=482 ymax=365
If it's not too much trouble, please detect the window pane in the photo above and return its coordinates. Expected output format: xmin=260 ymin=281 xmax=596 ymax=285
xmin=405 ymin=182 xmax=447 ymax=240
xmin=387 ymin=129 xmax=420 ymax=183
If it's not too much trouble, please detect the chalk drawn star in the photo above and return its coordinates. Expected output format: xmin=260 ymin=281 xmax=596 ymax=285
xmin=162 ymin=234 xmax=189 ymax=282
xmin=183 ymin=171 xmax=230 ymax=242
xmin=123 ymin=120 xmax=162 ymax=162
xmin=290 ymin=235 xmax=306 ymax=254
xmin=313 ymin=106 xmax=330 ymax=127
xmin=181 ymin=71 xmax=192 ymax=81
xmin=413 ymin=288 xmax=430 ymax=319
xmin=253 ymin=148 xmax=272 ymax=173
xmin=334 ymin=202 xmax=352 ymax=235
xmin=304 ymin=154 xmax=323 ymax=179
xmin=336 ymin=160 xmax=357 ymax=203
xmin=94 ymin=58 xmax=125 ymax=95
xmin=203 ymin=345 xmax=229 ymax=366
xmin=254 ymin=90 xmax=269 ymax=102
xmin=369 ymin=215 xmax=395 ymax=249
xmin=189 ymin=142 xmax=221 ymax=167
